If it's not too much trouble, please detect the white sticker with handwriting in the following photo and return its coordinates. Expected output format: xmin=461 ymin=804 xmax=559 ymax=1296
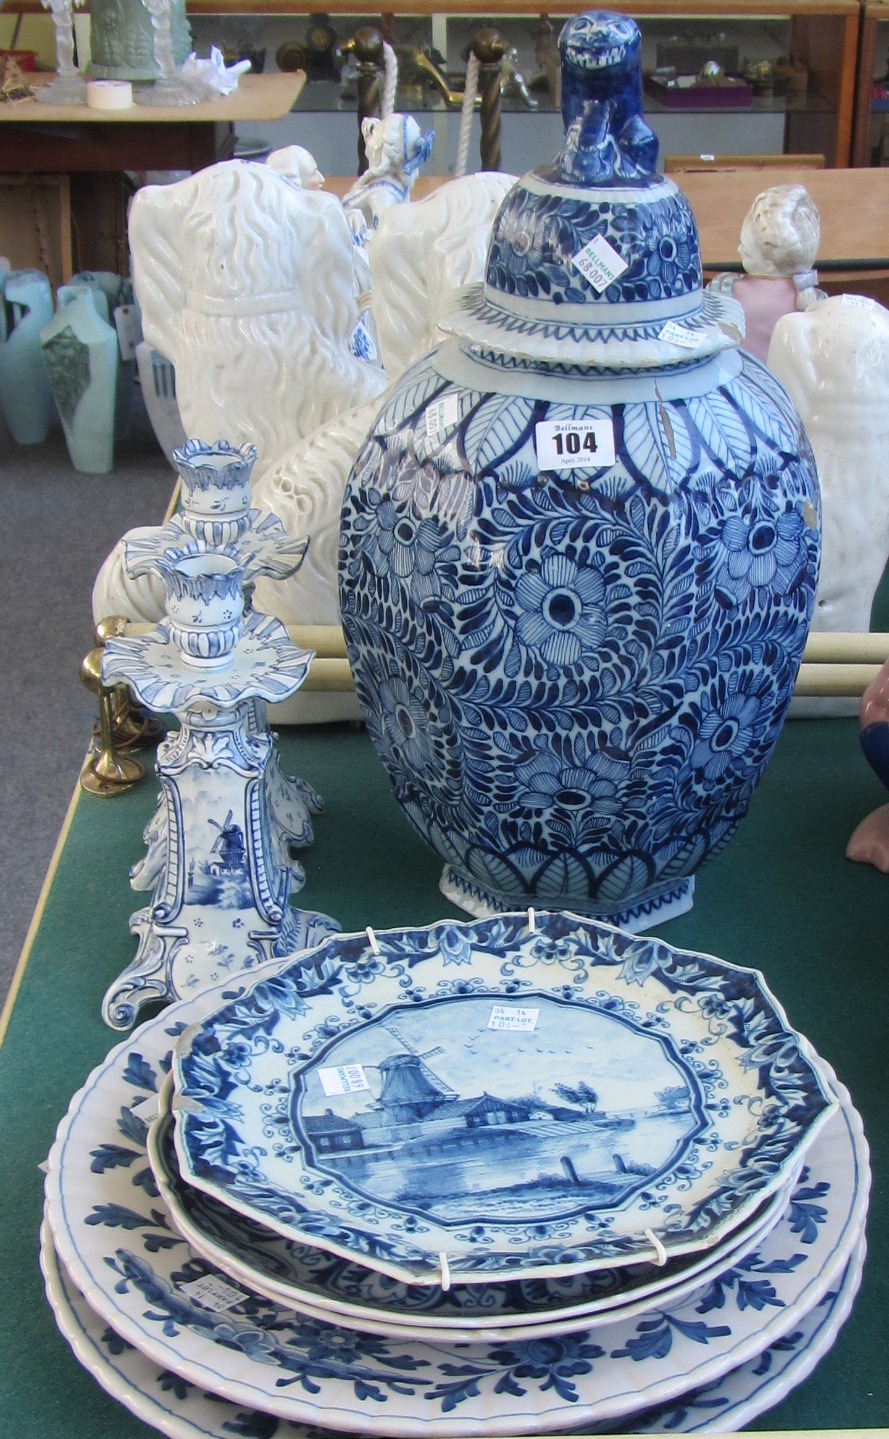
xmin=181 ymin=1274 xmax=246 ymax=1312
xmin=488 ymin=1005 xmax=540 ymax=1032
xmin=659 ymin=320 xmax=706 ymax=349
xmin=318 ymin=1063 xmax=370 ymax=1097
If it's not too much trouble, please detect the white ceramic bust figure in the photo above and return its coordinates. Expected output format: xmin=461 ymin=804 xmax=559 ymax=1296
xmin=342 ymin=113 xmax=435 ymax=232
xmin=709 ymin=185 xmax=822 ymax=364
xmin=368 ymin=171 xmax=517 ymax=378
xmin=768 ymin=292 xmax=889 ymax=639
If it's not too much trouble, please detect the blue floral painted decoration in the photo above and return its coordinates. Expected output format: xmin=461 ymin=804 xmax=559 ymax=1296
xmin=339 ymin=10 xmax=821 ymax=929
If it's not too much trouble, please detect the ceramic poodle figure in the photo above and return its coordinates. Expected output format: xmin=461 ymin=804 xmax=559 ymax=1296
xmin=768 ymin=293 xmax=889 ymax=637
xmin=709 ymin=185 xmax=823 ymax=364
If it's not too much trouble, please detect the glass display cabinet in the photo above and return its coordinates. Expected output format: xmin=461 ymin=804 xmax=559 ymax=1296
xmin=183 ymin=0 xmax=860 ymax=173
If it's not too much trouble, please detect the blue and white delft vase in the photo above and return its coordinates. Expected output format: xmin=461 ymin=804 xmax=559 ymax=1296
xmin=339 ymin=11 xmax=822 ymax=931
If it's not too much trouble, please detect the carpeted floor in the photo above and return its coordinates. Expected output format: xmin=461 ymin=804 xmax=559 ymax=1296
xmin=0 ymin=384 xmax=174 ymax=1005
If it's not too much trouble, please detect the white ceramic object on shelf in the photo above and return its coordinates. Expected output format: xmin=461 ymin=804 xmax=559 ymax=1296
xmin=769 ymin=293 xmax=889 ymax=638
xmin=41 ymin=969 xmax=870 ymax=1437
xmin=39 ymin=1222 xmax=867 ymax=1439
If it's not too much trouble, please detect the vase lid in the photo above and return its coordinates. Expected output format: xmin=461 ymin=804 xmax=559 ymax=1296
xmin=440 ymin=10 xmax=743 ymax=372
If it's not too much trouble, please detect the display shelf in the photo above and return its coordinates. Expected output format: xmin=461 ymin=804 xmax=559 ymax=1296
xmin=851 ymin=0 xmax=889 ymax=163
xmin=180 ymin=1 xmax=859 ymax=167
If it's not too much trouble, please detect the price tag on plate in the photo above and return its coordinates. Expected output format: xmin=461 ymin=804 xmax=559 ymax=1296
xmin=535 ymin=417 xmax=615 ymax=471
xmin=488 ymin=1004 xmax=540 ymax=1032
xmin=318 ymin=1063 xmax=371 ymax=1097
xmin=571 ymin=234 xmax=629 ymax=293
xmin=180 ymin=1274 xmax=246 ymax=1312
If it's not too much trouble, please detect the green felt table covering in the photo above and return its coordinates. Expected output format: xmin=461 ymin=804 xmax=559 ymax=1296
xmin=1 ymin=717 xmax=887 ymax=1437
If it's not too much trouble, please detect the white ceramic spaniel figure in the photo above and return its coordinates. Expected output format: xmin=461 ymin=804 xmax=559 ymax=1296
xmin=94 ymin=154 xmax=387 ymax=634
xmin=709 ymin=184 xmax=823 ymax=364
xmin=94 ymin=169 xmax=516 ymax=712
xmin=127 ymin=157 xmax=387 ymax=473
xmin=367 ymin=171 xmax=517 ymax=378
xmin=768 ymin=293 xmax=889 ymax=637
xmin=248 ymin=173 xmax=518 ymax=643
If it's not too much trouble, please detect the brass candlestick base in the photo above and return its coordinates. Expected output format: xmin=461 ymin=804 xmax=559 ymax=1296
xmin=80 ymin=647 xmax=145 ymax=795
xmin=95 ymin=615 xmax=165 ymax=751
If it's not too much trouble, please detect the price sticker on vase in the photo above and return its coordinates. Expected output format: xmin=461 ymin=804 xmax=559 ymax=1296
xmin=535 ymin=418 xmax=615 ymax=471
xmin=425 ymin=392 xmax=461 ymax=439
xmin=571 ymin=233 xmax=629 ymax=293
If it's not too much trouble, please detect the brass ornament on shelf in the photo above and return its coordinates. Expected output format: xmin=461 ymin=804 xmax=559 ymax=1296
xmin=94 ymin=615 xmax=165 ymax=750
xmin=79 ymin=646 xmax=145 ymax=796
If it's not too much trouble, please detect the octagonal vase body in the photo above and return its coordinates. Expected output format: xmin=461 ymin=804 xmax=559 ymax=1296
xmin=340 ymin=343 xmax=820 ymax=929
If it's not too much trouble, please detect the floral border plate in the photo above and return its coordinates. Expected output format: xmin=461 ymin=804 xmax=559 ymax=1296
xmin=44 ymin=974 xmax=869 ymax=1437
xmin=40 ymin=1221 xmax=866 ymax=1439
xmin=171 ymin=912 xmax=835 ymax=1285
xmin=149 ymin=1075 xmax=800 ymax=1343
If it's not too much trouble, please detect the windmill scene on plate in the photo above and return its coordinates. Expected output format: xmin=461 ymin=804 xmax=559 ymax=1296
xmin=293 ymin=993 xmax=703 ymax=1225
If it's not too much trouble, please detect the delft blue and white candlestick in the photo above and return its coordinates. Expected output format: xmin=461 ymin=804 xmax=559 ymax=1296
xmin=100 ymin=555 xmax=338 ymax=1030
xmin=339 ymin=11 xmax=821 ymax=931
xmin=124 ymin=439 xmax=324 ymax=875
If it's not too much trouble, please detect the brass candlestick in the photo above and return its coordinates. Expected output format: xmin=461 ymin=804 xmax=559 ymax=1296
xmin=94 ymin=615 xmax=164 ymax=750
xmin=80 ymin=646 xmax=145 ymax=795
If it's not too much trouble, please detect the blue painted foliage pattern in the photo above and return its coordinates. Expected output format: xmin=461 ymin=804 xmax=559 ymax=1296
xmin=485 ymin=184 xmax=702 ymax=305
xmin=339 ymin=352 xmax=819 ymax=912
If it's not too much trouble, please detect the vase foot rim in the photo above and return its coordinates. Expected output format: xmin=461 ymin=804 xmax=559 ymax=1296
xmin=439 ymin=867 xmax=695 ymax=934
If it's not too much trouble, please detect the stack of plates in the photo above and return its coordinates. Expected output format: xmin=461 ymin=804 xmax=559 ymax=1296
xmin=43 ymin=912 xmax=869 ymax=1437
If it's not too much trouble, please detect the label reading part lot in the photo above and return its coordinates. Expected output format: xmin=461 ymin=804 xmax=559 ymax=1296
xmin=319 ymin=1063 xmax=371 ymax=1097
xmin=659 ymin=320 xmax=706 ymax=350
xmin=488 ymin=1004 xmax=540 ymax=1032
xmin=425 ymin=392 xmax=461 ymax=438
xmin=535 ymin=418 xmax=616 ymax=471
xmin=571 ymin=234 xmax=629 ymax=293
xmin=181 ymin=1274 xmax=246 ymax=1312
